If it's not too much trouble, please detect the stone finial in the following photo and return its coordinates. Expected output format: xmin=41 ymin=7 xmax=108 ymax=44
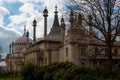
xmin=33 ymin=18 xmax=37 ymax=27
xmin=43 ymin=6 xmax=48 ymax=17
xmin=24 ymin=25 xmax=26 ymax=34
xmin=69 ymin=9 xmax=74 ymax=23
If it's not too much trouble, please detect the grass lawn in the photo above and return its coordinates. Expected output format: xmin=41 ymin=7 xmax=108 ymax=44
xmin=0 ymin=77 xmax=21 ymax=80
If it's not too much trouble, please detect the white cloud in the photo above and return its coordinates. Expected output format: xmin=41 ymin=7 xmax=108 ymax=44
xmin=7 ymin=2 xmax=43 ymax=36
xmin=0 ymin=61 xmax=6 ymax=66
xmin=9 ymin=14 xmax=27 ymax=25
xmin=0 ymin=0 xmax=66 ymax=57
xmin=0 ymin=26 xmax=21 ymax=57
xmin=0 ymin=6 xmax=9 ymax=14
xmin=19 ymin=3 xmax=37 ymax=15
xmin=0 ymin=6 xmax=9 ymax=25
xmin=1 ymin=0 xmax=18 ymax=3
xmin=19 ymin=0 xmax=39 ymax=3
xmin=5 ymin=0 xmax=65 ymax=39
xmin=0 ymin=26 xmax=21 ymax=39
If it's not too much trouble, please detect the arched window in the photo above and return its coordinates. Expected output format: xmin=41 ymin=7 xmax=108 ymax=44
xmin=66 ymin=47 xmax=68 ymax=57
xmin=114 ymin=48 xmax=118 ymax=55
xmin=45 ymin=57 xmax=47 ymax=65
xmin=95 ymin=47 xmax=98 ymax=54
xmin=81 ymin=47 xmax=86 ymax=56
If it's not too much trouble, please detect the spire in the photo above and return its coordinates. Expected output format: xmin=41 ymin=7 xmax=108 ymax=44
xmin=24 ymin=25 xmax=26 ymax=34
xmin=54 ymin=5 xmax=58 ymax=16
xmin=48 ymin=5 xmax=61 ymax=39
xmin=33 ymin=18 xmax=37 ymax=26
xmin=61 ymin=15 xmax=65 ymax=27
xmin=69 ymin=9 xmax=75 ymax=27
xmin=26 ymin=31 xmax=29 ymax=47
xmin=43 ymin=6 xmax=48 ymax=17
xmin=45 ymin=6 xmax=47 ymax=9
xmin=61 ymin=15 xmax=65 ymax=29
xmin=52 ymin=5 xmax=59 ymax=28
xmin=69 ymin=10 xmax=74 ymax=26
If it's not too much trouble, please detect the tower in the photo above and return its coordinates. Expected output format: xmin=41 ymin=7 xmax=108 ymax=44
xmin=69 ymin=10 xmax=74 ymax=27
xmin=43 ymin=6 xmax=48 ymax=50
xmin=47 ymin=5 xmax=61 ymax=40
xmin=61 ymin=15 xmax=66 ymax=45
xmin=12 ymin=42 xmax=14 ymax=54
xmin=43 ymin=6 xmax=48 ymax=41
xmin=33 ymin=18 xmax=37 ymax=43
xmin=54 ymin=5 xmax=58 ymax=19
xmin=78 ymin=13 xmax=82 ymax=26
xmin=26 ymin=31 xmax=29 ymax=47
xmin=9 ymin=44 xmax=11 ymax=54
xmin=24 ymin=25 xmax=26 ymax=34
xmin=88 ymin=15 xmax=94 ymax=42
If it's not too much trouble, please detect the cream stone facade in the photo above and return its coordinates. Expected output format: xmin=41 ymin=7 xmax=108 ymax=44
xmin=6 ymin=33 xmax=32 ymax=71
xmin=5 ymin=6 xmax=120 ymax=71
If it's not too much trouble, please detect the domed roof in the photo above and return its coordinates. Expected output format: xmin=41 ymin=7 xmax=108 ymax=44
xmin=15 ymin=34 xmax=32 ymax=43
xmin=13 ymin=34 xmax=32 ymax=52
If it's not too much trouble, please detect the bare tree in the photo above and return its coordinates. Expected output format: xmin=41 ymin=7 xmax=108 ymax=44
xmin=65 ymin=0 xmax=120 ymax=69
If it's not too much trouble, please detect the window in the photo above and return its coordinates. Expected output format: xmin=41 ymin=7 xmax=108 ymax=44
xmin=45 ymin=57 xmax=47 ymax=64
xmin=105 ymin=48 xmax=108 ymax=55
xmin=114 ymin=48 xmax=118 ymax=55
xmin=95 ymin=47 xmax=98 ymax=54
xmin=66 ymin=47 xmax=68 ymax=57
xmin=81 ymin=47 xmax=86 ymax=56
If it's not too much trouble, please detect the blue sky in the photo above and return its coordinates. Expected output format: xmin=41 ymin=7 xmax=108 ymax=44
xmin=3 ymin=2 xmax=23 ymax=26
xmin=0 ymin=0 xmax=66 ymax=58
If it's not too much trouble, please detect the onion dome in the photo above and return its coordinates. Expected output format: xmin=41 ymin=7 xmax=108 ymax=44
xmin=13 ymin=34 xmax=32 ymax=52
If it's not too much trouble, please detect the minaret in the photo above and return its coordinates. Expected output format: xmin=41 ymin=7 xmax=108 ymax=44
xmin=89 ymin=15 xmax=92 ymax=33
xmin=51 ymin=5 xmax=59 ymax=28
xmin=61 ymin=15 xmax=66 ymax=45
xmin=26 ymin=31 xmax=29 ymax=47
xmin=53 ymin=5 xmax=59 ymax=22
xmin=78 ymin=13 xmax=82 ymax=26
xmin=12 ymin=42 xmax=14 ymax=54
xmin=69 ymin=10 xmax=74 ymax=27
xmin=24 ymin=25 xmax=26 ymax=34
xmin=33 ymin=18 xmax=37 ymax=43
xmin=54 ymin=5 xmax=58 ymax=19
xmin=9 ymin=44 xmax=11 ymax=54
xmin=88 ymin=15 xmax=93 ymax=42
xmin=43 ymin=6 xmax=48 ymax=41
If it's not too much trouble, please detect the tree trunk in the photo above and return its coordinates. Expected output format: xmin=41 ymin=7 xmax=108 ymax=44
xmin=107 ymin=44 xmax=113 ymax=74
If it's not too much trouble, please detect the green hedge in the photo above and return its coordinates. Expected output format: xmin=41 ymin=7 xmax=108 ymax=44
xmin=17 ymin=61 xmax=120 ymax=80
xmin=0 ymin=77 xmax=20 ymax=80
